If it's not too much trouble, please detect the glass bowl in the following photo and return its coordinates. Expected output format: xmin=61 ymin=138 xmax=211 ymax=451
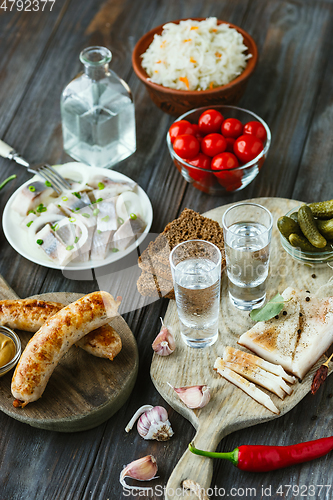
xmin=279 ymin=206 xmax=333 ymax=264
xmin=166 ymin=105 xmax=271 ymax=196
xmin=0 ymin=326 xmax=21 ymax=377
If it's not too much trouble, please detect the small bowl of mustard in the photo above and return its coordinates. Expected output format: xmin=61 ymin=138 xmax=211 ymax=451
xmin=0 ymin=326 xmax=21 ymax=377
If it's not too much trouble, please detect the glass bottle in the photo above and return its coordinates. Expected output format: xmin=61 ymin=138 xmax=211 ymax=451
xmin=61 ymin=46 xmax=136 ymax=169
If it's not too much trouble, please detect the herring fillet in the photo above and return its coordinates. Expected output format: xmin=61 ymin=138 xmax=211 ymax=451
xmin=220 ymin=359 xmax=289 ymax=399
xmin=214 ymin=358 xmax=280 ymax=415
xmin=223 ymin=346 xmax=296 ymax=386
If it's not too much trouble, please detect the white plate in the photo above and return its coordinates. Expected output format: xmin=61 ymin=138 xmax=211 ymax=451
xmin=2 ymin=163 xmax=153 ymax=271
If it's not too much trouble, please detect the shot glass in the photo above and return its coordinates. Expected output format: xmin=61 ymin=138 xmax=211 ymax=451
xmin=222 ymin=203 xmax=273 ymax=311
xmin=169 ymin=240 xmax=221 ymax=348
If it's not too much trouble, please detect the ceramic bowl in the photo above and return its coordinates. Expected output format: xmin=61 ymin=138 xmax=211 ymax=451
xmin=167 ymin=105 xmax=271 ymax=196
xmin=132 ymin=18 xmax=258 ymax=116
xmin=0 ymin=326 xmax=21 ymax=377
xmin=279 ymin=207 xmax=333 ymax=264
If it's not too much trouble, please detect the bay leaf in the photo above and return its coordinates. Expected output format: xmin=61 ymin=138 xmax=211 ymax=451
xmin=250 ymin=293 xmax=285 ymax=322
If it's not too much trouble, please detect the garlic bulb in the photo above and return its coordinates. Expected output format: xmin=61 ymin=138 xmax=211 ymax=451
xmin=168 ymin=383 xmax=211 ymax=409
xmin=120 ymin=455 xmax=158 ymax=491
xmin=152 ymin=318 xmax=176 ymax=356
xmin=125 ymin=404 xmax=174 ymax=441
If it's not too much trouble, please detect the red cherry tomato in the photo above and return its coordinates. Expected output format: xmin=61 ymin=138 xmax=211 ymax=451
xmin=233 ymin=134 xmax=264 ymax=163
xmin=225 ymin=137 xmax=236 ymax=153
xmin=243 ymin=121 xmax=267 ymax=143
xmin=169 ymin=120 xmax=198 ymax=144
xmin=221 ymin=118 xmax=243 ymax=139
xmin=211 ymin=152 xmax=239 ymax=172
xmin=187 ymin=153 xmax=212 ymax=183
xmin=173 ymin=134 xmax=200 ymax=159
xmin=201 ymin=133 xmax=227 ymax=157
xmin=198 ymin=109 xmax=224 ymax=134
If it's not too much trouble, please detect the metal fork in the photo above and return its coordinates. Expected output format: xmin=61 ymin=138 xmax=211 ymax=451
xmin=0 ymin=139 xmax=71 ymax=194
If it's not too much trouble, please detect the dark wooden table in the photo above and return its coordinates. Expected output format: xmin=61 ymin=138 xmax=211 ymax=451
xmin=1 ymin=0 xmax=333 ymax=499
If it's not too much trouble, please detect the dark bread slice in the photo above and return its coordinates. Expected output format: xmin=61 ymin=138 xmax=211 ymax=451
xmin=137 ymin=271 xmax=175 ymax=300
xmin=137 ymin=208 xmax=225 ymax=300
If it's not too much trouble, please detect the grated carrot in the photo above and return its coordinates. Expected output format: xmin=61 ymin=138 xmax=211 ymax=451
xmin=156 ymin=60 xmax=162 ymax=63
xmin=183 ymin=39 xmax=192 ymax=43
xmin=190 ymin=26 xmax=199 ymax=30
xmin=190 ymin=57 xmax=197 ymax=63
xmin=215 ymin=52 xmax=221 ymax=58
xmin=160 ymin=40 xmax=166 ymax=48
xmin=211 ymin=28 xmax=218 ymax=32
xmin=209 ymin=81 xmax=214 ymax=89
xmin=179 ymin=76 xmax=190 ymax=89
xmin=154 ymin=70 xmax=159 ymax=73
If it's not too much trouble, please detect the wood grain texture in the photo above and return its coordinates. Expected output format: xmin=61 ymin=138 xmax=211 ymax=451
xmin=151 ymin=198 xmax=333 ymax=499
xmin=0 ymin=286 xmax=139 ymax=432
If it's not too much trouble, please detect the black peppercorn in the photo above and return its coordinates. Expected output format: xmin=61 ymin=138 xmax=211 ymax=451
xmin=312 ymin=274 xmax=316 ymax=279
xmin=306 ymin=297 xmax=310 ymax=302
xmin=283 ymin=311 xmax=287 ymax=315
xmin=275 ymin=315 xmax=279 ymax=319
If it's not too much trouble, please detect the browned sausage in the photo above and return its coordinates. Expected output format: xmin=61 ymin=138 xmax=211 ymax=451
xmin=11 ymin=291 xmax=121 ymax=406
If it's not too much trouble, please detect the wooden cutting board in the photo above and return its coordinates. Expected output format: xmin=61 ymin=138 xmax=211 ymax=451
xmin=151 ymin=197 xmax=333 ymax=500
xmin=0 ymin=277 xmax=139 ymax=432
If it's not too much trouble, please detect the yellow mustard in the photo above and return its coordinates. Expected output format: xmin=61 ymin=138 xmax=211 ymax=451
xmin=0 ymin=332 xmax=16 ymax=368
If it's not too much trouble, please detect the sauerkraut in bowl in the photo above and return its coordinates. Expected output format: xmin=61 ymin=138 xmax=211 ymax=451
xmin=140 ymin=17 xmax=251 ymax=91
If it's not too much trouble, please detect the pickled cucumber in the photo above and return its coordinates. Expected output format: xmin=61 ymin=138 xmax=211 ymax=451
xmin=308 ymin=200 xmax=333 ymax=219
xmin=298 ymin=205 xmax=327 ymax=248
xmin=289 ymin=212 xmax=299 ymax=223
xmin=317 ymin=218 xmax=333 ymax=240
xmin=277 ymin=216 xmax=302 ymax=239
xmin=289 ymin=233 xmax=323 ymax=252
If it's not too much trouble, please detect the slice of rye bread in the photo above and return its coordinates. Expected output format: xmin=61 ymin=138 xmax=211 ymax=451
xmin=139 ymin=208 xmax=226 ymax=278
xmin=137 ymin=271 xmax=175 ymax=300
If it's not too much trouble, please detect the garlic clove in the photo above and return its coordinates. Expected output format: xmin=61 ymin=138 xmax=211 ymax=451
xmin=152 ymin=318 xmax=176 ymax=356
xmin=120 ymin=455 xmax=158 ymax=491
xmin=125 ymin=404 xmax=174 ymax=441
xmin=168 ymin=383 xmax=211 ymax=409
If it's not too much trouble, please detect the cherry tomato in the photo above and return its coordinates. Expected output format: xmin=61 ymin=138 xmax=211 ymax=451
xmin=198 ymin=109 xmax=224 ymax=134
xmin=225 ymin=137 xmax=236 ymax=153
xmin=201 ymin=133 xmax=227 ymax=157
xmin=211 ymin=152 xmax=239 ymax=172
xmin=173 ymin=134 xmax=200 ymax=159
xmin=221 ymin=118 xmax=243 ymax=139
xmin=169 ymin=120 xmax=198 ymax=144
xmin=187 ymin=153 xmax=212 ymax=183
xmin=233 ymin=134 xmax=264 ymax=163
xmin=243 ymin=121 xmax=267 ymax=143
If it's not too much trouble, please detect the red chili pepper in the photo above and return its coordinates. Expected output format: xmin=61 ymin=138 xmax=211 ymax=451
xmin=189 ymin=437 xmax=333 ymax=472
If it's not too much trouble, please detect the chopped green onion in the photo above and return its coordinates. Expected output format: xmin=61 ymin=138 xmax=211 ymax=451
xmin=96 ymin=198 xmax=103 ymax=203
xmin=117 ymin=217 xmax=124 ymax=225
xmin=73 ymin=192 xmax=81 ymax=199
xmin=111 ymin=248 xmax=119 ymax=253
xmin=29 ymin=185 xmax=36 ymax=192
xmin=98 ymin=182 xmax=105 ymax=190
xmin=97 ymin=230 xmax=102 ymax=234
xmin=26 ymin=221 xmax=34 ymax=227
xmin=69 ymin=217 xmax=76 ymax=223
xmin=36 ymin=205 xmax=47 ymax=213
xmin=52 ymin=224 xmax=59 ymax=231
xmin=101 ymin=215 xmax=109 ymax=222
xmin=27 ymin=210 xmax=36 ymax=215
xmin=130 ymin=213 xmax=137 ymax=220
xmin=82 ymin=213 xmax=90 ymax=218
xmin=36 ymin=239 xmax=43 ymax=245
xmin=45 ymin=181 xmax=52 ymax=187
xmin=66 ymin=245 xmax=74 ymax=251
xmin=0 ymin=175 xmax=16 ymax=191
xmin=74 ymin=236 xmax=80 ymax=243
xmin=62 ymin=196 xmax=68 ymax=202
xmin=75 ymin=207 xmax=80 ymax=211
xmin=93 ymin=209 xmax=99 ymax=216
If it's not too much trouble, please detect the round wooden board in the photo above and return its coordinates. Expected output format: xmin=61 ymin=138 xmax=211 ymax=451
xmin=0 ymin=292 xmax=139 ymax=432
xmin=151 ymin=197 xmax=333 ymax=500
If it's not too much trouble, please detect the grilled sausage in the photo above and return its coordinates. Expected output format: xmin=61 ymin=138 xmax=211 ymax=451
xmin=0 ymin=298 xmax=122 ymax=360
xmin=11 ymin=291 xmax=121 ymax=407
